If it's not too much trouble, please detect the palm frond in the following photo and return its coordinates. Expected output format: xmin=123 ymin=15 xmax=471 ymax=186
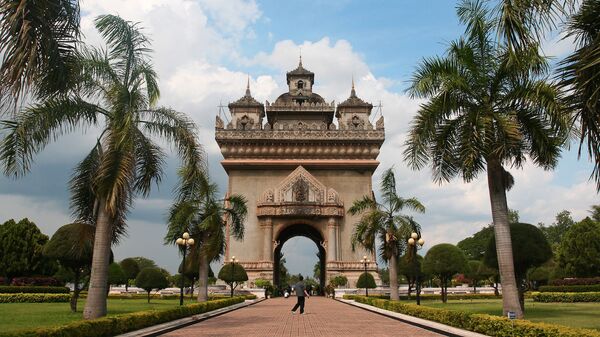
xmin=132 ymin=129 xmax=165 ymax=197
xmin=0 ymin=97 xmax=102 ymax=177
xmin=224 ymin=194 xmax=248 ymax=240
xmin=0 ymin=0 xmax=80 ymax=107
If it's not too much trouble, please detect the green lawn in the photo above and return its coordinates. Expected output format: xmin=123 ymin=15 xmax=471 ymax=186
xmin=0 ymin=298 xmax=199 ymax=333
xmin=421 ymin=299 xmax=600 ymax=331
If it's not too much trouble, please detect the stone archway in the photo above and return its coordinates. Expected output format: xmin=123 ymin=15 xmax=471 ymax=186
xmin=273 ymin=223 xmax=326 ymax=295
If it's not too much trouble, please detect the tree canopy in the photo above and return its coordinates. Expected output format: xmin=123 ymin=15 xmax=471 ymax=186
xmin=135 ymin=268 xmax=169 ymax=303
xmin=107 ymin=263 xmax=127 ymax=286
xmin=218 ymin=263 xmax=248 ymax=297
xmin=356 ymin=272 xmax=376 ymax=289
xmin=423 ymin=244 xmax=467 ymax=303
xmin=0 ymin=218 xmax=55 ymax=279
xmin=558 ymin=218 xmax=600 ymax=278
xmin=457 ymin=226 xmax=494 ymax=260
xmin=484 ymin=222 xmax=553 ymax=280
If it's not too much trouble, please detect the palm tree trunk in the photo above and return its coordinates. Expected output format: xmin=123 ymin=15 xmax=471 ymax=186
xmin=389 ymin=253 xmax=399 ymax=301
xmin=70 ymin=268 xmax=80 ymax=312
xmin=197 ymin=245 xmax=210 ymax=302
xmin=487 ymin=159 xmax=523 ymax=318
xmin=83 ymin=199 xmax=112 ymax=319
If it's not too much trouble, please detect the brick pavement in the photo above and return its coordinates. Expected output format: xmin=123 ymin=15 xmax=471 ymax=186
xmin=162 ymin=297 xmax=444 ymax=337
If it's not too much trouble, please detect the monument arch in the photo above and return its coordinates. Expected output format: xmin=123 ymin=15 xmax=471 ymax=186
xmin=215 ymin=59 xmax=385 ymax=288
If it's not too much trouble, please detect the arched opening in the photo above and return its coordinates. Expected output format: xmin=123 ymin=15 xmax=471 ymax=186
xmin=297 ymin=80 xmax=304 ymax=89
xmin=273 ymin=224 xmax=326 ymax=295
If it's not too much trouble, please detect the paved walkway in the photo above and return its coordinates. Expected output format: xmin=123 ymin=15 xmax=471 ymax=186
xmin=162 ymin=297 xmax=444 ymax=337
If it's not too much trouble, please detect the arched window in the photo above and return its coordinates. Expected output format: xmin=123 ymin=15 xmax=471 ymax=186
xmin=297 ymin=80 xmax=304 ymax=89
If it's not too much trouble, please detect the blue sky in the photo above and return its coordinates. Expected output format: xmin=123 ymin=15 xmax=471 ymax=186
xmin=0 ymin=0 xmax=597 ymax=279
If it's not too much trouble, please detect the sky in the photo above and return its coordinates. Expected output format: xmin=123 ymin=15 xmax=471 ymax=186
xmin=0 ymin=0 xmax=597 ymax=278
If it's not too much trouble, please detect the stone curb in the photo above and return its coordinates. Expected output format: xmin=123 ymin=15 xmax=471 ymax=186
xmin=117 ymin=298 xmax=265 ymax=337
xmin=337 ymin=299 xmax=489 ymax=337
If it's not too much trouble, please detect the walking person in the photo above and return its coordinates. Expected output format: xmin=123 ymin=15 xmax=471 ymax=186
xmin=291 ymin=275 xmax=310 ymax=314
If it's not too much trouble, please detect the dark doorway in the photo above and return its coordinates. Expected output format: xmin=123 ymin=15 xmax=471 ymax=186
xmin=273 ymin=224 xmax=326 ymax=295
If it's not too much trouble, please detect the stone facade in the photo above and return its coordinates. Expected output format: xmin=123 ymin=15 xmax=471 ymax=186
xmin=215 ymin=60 xmax=385 ymax=288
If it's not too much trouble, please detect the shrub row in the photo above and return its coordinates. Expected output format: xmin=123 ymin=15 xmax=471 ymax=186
xmin=550 ymin=278 xmax=600 ymax=286
xmin=79 ymin=293 xmax=257 ymax=300
xmin=346 ymin=295 xmax=600 ymax=337
xmin=539 ymin=285 xmax=600 ymax=293
xmin=532 ymin=292 xmax=600 ymax=303
xmin=342 ymin=293 xmax=501 ymax=301
xmin=9 ymin=277 xmax=61 ymax=287
xmin=0 ymin=297 xmax=245 ymax=337
xmin=0 ymin=293 xmax=70 ymax=303
xmin=0 ymin=286 xmax=70 ymax=294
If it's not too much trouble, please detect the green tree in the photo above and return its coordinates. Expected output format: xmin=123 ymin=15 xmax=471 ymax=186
xmin=478 ymin=262 xmax=500 ymax=296
xmin=538 ymin=210 xmax=575 ymax=253
xmin=558 ymin=218 xmax=600 ymax=277
xmin=404 ymin=1 xmax=567 ymax=317
xmin=43 ymin=222 xmax=96 ymax=312
xmin=0 ymin=0 xmax=80 ymax=113
xmin=589 ymin=205 xmax=600 ymax=222
xmin=557 ymin=1 xmax=600 ymax=191
xmin=422 ymin=244 xmax=467 ymax=303
xmin=464 ymin=260 xmax=484 ymax=293
xmin=107 ymin=263 xmax=127 ymax=288
xmin=119 ymin=258 xmax=140 ymax=292
xmin=218 ymin=262 xmax=248 ymax=297
xmin=349 ymin=167 xmax=425 ymax=301
xmin=484 ymin=222 xmax=553 ymax=311
xmin=329 ymin=275 xmax=348 ymax=288
xmin=397 ymin=253 xmax=424 ymax=297
xmin=0 ymin=15 xmax=202 ymax=319
xmin=135 ymin=267 xmax=169 ymax=303
xmin=165 ymin=169 xmax=247 ymax=302
xmin=457 ymin=226 xmax=494 ymax=260
xmin=131 ymin=257 xmax=158 ymax=271
xmin=356 ymin=272 xmax=376 ymax=294
xmin=255 ymin=278 xmax=273 ymax=297
xmin=0 ymin=218 xmax=54 ymax=280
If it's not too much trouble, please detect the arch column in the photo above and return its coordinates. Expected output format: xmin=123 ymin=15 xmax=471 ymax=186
xmin=262 ymin=218 xmax=273 ymax=261
xmin=327 ymin=217 xmax=338 ymax=261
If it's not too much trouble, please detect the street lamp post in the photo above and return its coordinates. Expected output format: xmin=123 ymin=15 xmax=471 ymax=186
xmin=230 ymin=256 xmax=236 ymax=297
xmin=407 ymin=232 xmax=425 ymax=305
xmin=361 ymin=255 xmax=370 ymax=297
xmin=176 ymin=232 xmax=195 ymax=306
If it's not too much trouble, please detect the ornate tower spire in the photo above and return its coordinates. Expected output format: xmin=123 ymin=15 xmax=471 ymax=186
xmin=351 ymin=75 xmax=356 ymax=97
xmin=245 ymin=75 xmax=251 ymax=97
xmin=299 ymin=49 xmax=303 ymax=68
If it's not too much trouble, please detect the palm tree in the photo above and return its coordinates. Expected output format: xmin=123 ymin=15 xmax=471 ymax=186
xmin=348 ymin=167 xmax=425 ymax=301
xmin=557 ymin=0 xmax=600 ymax=191
xmin=0 ymin=15 xmax=203 ymax=319
xmin=404 ymin=0 xmax=567 ymax=318
xmin=0 ymin=0 xmax=81 ymax=114
xmin=165 ymin=168 xmax=247 ymax=302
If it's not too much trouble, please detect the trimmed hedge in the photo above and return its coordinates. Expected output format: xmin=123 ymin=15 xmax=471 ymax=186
xmin=347 ymin=295 xmax=600 ymax=337
xmin=10 ymin=277 xmax=61 ymax=287
xmin=0 ymin=293 xmax=70 ymax=303
xmin=532 ymin=292 xmax=600 ymax=303
xmin=342 ymin=293 xmax=501 ymax=301
xmin=539 ymin=285 xmax=600 ymax=293
xmin=550 ymin=278 xmax=600 ymax=286
xmin=0 ymin=286 xmax=70 ymax=294
xmin=0 ymin=297 xmax=245 ymax=337
xmin=79 ymin=293 xmax=257 ymax=300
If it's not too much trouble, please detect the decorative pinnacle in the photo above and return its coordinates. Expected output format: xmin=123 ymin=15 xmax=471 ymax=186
xmin=299 ymin=48 xmax=303 ymax=67
xmin=351 ymin=75 xmax=356 ymax=97
xmin=245 ymin=75 xmax=251 ymax=96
